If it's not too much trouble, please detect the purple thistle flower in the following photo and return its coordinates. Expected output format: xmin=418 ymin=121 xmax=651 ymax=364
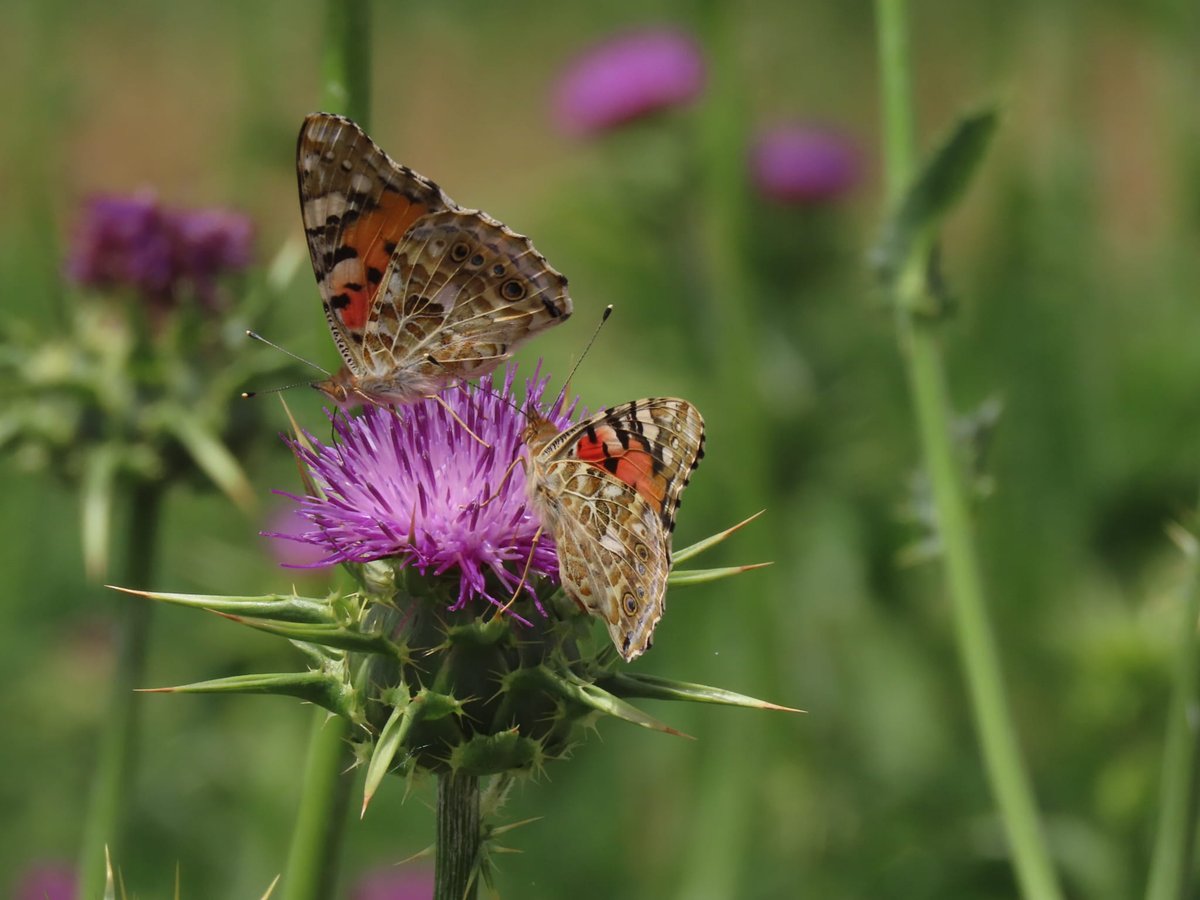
xmin=274 ymin=366 xmax=574 ymax=615
xmin=350 ymin=867 xmax=434 ymax=900
xmin=65 ymin=191 xmax=253 ymax=309
xmin=13 ymin=862 xmax=76 ymax=900
xmin=750 ymin=124 xmax=862 ymax=205
xmin=552 ymin=28 xmax=706 ymax=136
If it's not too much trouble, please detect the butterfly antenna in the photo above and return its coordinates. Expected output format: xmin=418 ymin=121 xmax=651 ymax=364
xmin=242 ymin=381 xmax=318 ymax=399
xmin=555 ymin=304 xmax=612 ymax=411
xmin=245 ymin=330 xmax=332 ymax=377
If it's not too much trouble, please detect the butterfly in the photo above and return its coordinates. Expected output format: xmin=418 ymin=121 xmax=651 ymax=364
xmin=522 ymin=398 xmax=705 ymax=661
xmin=297 ymin=112 xmax=573 ymax=406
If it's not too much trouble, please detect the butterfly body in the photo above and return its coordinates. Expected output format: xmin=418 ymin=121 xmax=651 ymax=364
xmin=523 ymin=399 xmax=705 ymax=661
xmin=299 ymin=113 xmax=572 ymax=406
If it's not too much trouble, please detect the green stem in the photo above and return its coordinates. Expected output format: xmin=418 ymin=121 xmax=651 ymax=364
xmin=278 ymin=5 xmax=373 ymax=896
xmin=435 ymin=770 xmax=481 ymax=900
xmin=1144 ymin=520 xmax=1200 ymax=900
xmin=78 ymin=484 xmax=162 ymax=900
xmin=281 ymin=712 xmax=355 ymax=900
xmin=321 ymin=0 xmax=372 ymax=126
xmin=873 ymin=2 xmax=1063 ymax=899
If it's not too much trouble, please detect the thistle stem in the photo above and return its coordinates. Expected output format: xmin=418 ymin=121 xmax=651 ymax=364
xmin=78 ymin=483 xmax=161 ymax=900
xmin=321 ymin=0 xmax=371 ymax=127
xmin=1144 ymin=517 xmax=1200 ymax=900
xmin=873 ymin=2 xmax=1063 ymax=898
xmin=281 ymin=713 xmax=355 ymax=900
xmin=435 ymin=771 xmax=481 ymax=900
xmin=279 ymin=4 xmax=372 ymax=895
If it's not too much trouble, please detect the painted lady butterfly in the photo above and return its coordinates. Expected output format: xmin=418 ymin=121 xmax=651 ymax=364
xmin=297 ymin=113 xmax=573 ymax=406
xmin=523 ymin=398 xmax=705 ymax=661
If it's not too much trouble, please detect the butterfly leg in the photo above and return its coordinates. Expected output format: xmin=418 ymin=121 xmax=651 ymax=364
xmin=469 ymin=456 xmax=522 ymax=511
xmin=493 ymin=524 xmax=543 ymax=620
xmin=425 ymin=393 xmax=490 ymax=448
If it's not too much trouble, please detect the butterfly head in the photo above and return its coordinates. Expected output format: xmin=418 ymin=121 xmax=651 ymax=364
xmin=520 ymin=404 xmax=561 ymax=453
xmin=313 ymin=366 xmax=359 ymax=407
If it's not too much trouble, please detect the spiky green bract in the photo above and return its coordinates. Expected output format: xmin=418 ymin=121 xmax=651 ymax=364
xmin=129 ymin=511 xmax=792 ymax=818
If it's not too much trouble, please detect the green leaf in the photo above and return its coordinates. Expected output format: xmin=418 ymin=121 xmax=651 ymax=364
xmin=872 ymin=106 xmax=999 ymax=283
xmin=81 ymin=445 xmax=119 ymax=580
xmin=598 ymin=671 xmax=803 ymax=713
xmin=155 ymin=406 xmax=256 ymax=512
xmin=210 ymin=613 xmax=404 ymax=658
xmin=138 ymin=671 xmax=355 ymax=719
xmin=540 ymin=669 xmax=692 ymax=738
xmin=362 ymin=695 xmax=418 ymax=815
xmin=673 ymin=510 xmax=764 ymax=565
xmin=107 ymin=586 xmax=336 ymax=624
xmin=668 ymin=562 xmax=772 ymax=587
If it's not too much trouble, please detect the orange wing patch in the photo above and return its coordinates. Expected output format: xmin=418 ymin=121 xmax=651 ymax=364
xmin=575 ymin=426 xmax=668 ymax=513
xmin=326 ymin=196 xmax=428 ymax=331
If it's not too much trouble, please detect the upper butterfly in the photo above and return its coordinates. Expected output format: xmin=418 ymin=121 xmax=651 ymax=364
xmin=297 ymin=112 xmax=573 ymax=406
xmin=523 ymin=398 xmax=705 ymax=661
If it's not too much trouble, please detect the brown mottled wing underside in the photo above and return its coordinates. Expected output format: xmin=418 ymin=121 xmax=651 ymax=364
xmin=359 ymin=208 xmax=572 ymax=389
xmin=528 ymin=398 xmax=705 ymax=660
xmin=297 ymin=112 xmax=452 ymax=375
xmin=549 ymin=461 xmax=671 ymax=661
xmin=538 ymin=398 xmax=705 ymax=543
xmin=298 ymin=112 xmax=572 ymax=402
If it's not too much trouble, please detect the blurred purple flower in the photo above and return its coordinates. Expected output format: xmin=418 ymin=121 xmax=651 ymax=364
xmin=14 ymin=862 xmax=75 ymax=900
xmin=264 ymin=504 xmax=331 ymax=569
xmin=750 ymin=125 xmax=862 ymax=204
xmin=273 ymin=365 xmax=575 ymax=615
xmin=350 ymin=866 xmax=434 ymax=900
xmin=553 ymin=28 xmax=705 ymax=136
xmin=65 ymin=192 xmax=253 ymax=308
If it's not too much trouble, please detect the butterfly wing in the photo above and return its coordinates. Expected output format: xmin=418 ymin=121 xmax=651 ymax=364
xmin=538 ymin=399 xmax=705 ymax=555
xmin=529 ymin=398 xmax=705 ymax=659
xmin=299 ymin=112 xmax=572 ymax=402
xmin=549 ymin=461 xmax=670 ymax=661
xmin=358 ymin=207 xmax=572 ymax=395
xmin=297 ymin=112 xmax=454 ymax=375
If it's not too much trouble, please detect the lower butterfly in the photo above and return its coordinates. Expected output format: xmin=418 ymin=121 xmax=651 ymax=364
xmin=523 ymin=397 xmax=705 ymax=661
xmin=297 ymin=112 xmax=573 ymax=406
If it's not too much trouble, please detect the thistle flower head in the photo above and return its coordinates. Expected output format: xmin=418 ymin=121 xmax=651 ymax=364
xmin=276 ymin=366 xmax=575 ymax=613
xmin=750 ymin=124 xmax=862 ymax=205
xmin=553 ymin=28 xmax=706 ymax=136
xmin=65 ymin=191 xmax=253 ymax=309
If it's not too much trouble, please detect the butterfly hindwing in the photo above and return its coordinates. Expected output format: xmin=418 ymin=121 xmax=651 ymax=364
xmin=359 ymin=208 xmax=572 ymax=388
xmin=550 ymin=461 xmax=670 ymax=660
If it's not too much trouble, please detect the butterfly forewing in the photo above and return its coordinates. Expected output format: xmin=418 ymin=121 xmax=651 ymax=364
xmin=298 ymin=113 xmax=453 ymax=375
xmin=297 ymin=112 xmax=572 ymax=404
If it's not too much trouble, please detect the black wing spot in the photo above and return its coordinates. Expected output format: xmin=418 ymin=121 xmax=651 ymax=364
xmin=367 ymin=266 xmax=384 ymax=285
xmin=341 ymin=281 xmax=363 ymax=292
xmin=501 ymin=279 xmax=527 ymax=300
xmin=602 ymin=457 xmax=620 ymax=475
xmin=492 ymin=263 xmax=506 ymax=276
xmin=331 ymin=245 xmax=358 ymax=265
xmin=330 ymin=293 xmax=352 ymax=310
xmin=542 ymin=298 xmax=563 ymax=318
xmin=469 ymin=253 xmax=486 ymax=267
xmin=384 ymin=240 xmax=398 ymax=254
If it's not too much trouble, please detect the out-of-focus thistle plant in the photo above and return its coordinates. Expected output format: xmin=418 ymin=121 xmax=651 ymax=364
xmin=121 ymin=366 xmax=795 ymax=899
xmin=0 ymin=190 xmax=303 ymax=900
xmin=1 ymin=191 xmax=298 ymax=576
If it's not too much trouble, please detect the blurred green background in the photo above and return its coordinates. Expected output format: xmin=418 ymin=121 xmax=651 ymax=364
xmin=2 ymin=0 xmax=1199 ymax=897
